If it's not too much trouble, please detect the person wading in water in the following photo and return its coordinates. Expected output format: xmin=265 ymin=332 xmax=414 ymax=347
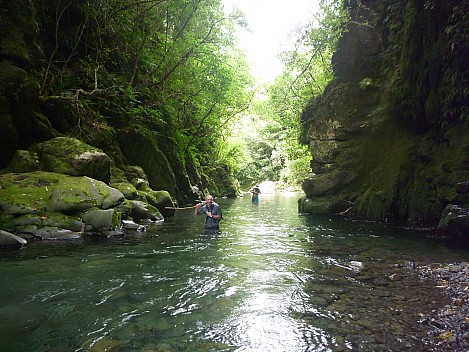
xmin=194 ymin=195 xmax=222 ymax=229
xmin=250 ymin=185 xmax=261 ymax=205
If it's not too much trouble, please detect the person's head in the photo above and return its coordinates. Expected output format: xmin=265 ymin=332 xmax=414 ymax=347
xmin=205 ymin=195 xmax=214 ymax=204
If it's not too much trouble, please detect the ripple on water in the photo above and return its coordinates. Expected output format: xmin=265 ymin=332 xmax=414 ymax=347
xmin=1 ymin=194 xmax=469 ymax=352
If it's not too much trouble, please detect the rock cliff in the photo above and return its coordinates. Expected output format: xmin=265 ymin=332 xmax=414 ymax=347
xmin=299 ymin=0 xmax=469 ymax=243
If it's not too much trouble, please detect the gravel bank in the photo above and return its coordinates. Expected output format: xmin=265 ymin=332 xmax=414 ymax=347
xmin=418 ymin=262 xmax=469 ymax=351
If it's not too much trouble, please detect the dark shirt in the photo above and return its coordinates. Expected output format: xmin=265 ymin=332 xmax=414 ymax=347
xmin=196 ymin=202 xmax=222 ymax=229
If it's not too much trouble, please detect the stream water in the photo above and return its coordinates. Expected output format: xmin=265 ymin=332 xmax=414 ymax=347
xmin=1 ymin=193 xmax=469 ymax=351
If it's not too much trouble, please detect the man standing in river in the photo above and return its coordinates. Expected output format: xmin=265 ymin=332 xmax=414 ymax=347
xmin=194 ymin=195 xmax=222 ymax=229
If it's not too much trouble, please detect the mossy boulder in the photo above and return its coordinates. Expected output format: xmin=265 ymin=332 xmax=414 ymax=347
xmin=0 ymin=171 xmax=125 ymax=238
xmin=34 ymin=137 xmax=112 ymax=184
xmin=4 ymin=137 xmax=112 ymax=184
xmin=81 ymin=208 xmax=122 ymax=232
xmin=140 ymin=187 xmax=175 ymax=217
xmin=1 ymin=212 xmax=85 ymax=240
xmin=111 ymin=182 xmax=138 ymax=200
xmin=129 ymin=200 xmax=163 ymax=221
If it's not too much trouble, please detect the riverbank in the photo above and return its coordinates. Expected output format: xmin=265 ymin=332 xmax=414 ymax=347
xmin=418 ymin=262 xmax=469 ymax=351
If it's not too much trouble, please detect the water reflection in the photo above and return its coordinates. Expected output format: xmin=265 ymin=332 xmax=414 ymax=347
xmin=1 ymin=193 xmax=469 ymax=351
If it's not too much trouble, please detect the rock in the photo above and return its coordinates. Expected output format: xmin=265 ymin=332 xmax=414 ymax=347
xmin=0 ymin=230 xmax=27 ymax=247
xmin=141 ymin=188 xmax=175 ymax=218
xmin=0 ymin=172 xmax=124 ymax=216
xmin=130 ymin=200 xmax=163 ymax=221
xmin=32 ymin=137 xmax=111 ymax=183
xmin=47 ymin=177 xmax=124 ymax=213
xmin=111 ymin=181 xmax=138 ymax=200
xmin=435 ymin=204 xmax=469 ymax=246
xmin=122 ymin=220 xmax=146 ymax=231
xmin=302 ymin=170 xmax=357 ymax=198
xmin=81 ymin=208 xmax=121 ymax=232
xmin=5 ymin=150 xmax=40 ymax=172
xmin=18 ymin=226 xmax=82 ymax=240
xmin=13 ymin=213 xmax=85 ymax=233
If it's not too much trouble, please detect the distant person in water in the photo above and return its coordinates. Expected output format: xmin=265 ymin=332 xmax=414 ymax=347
xmin=250 ymin=185 xmax=261 ymax=205
xmin=194 ymin=195 xmax=222 ymax=229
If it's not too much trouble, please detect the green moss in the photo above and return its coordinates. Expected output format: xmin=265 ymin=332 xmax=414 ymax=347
xmin=351 ymin=118 xmax=416 ymax=222
xmin=0 ymin=172 xmax=56 ymax=214
xmin=0 ymin=171 xmax=123 ymax=216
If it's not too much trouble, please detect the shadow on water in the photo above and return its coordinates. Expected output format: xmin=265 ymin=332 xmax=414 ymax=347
xmin=1 ymin=192 xmax=469 ymax=351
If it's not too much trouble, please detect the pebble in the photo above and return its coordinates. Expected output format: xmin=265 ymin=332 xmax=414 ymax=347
xmin=417 ymin=261 xmax=469 ymax=351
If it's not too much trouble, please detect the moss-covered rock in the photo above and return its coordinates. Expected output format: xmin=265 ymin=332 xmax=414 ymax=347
xmin=0 ymin=172 xmax=124 ymax=236
xmin=140 ymin=188 xmax=175 ymax=218
xmin=9 ymin=212 xmax=85 ymax=240
xmin=299 ymin=0 xmax=469 ymax=240
xmin=129 ymin=200 xmax=163 ymax=221
xmin=4 ymin=137 xmax=112 ymax=184
xmin=81 ymin=208 xmax=122 ymax=232
xmin=111 ymin=181 xmax=138 ymax=200
xmin=32 ymin=137 xmax=112 ymax=184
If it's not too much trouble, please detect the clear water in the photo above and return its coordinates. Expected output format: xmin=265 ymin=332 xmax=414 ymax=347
xmin=1 ymin=193 xmax=468 ymax=351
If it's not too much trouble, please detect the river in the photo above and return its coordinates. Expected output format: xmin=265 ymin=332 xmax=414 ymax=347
xmin=1 ymin=192 xmax=468 ymax=351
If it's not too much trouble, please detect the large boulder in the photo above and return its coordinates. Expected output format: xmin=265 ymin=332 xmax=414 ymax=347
xmin=81 ymin=208 xmax=122 ymax=232
xmin=140 ymin=187 xmax=175 ymax=218
xmin=0 ymin=172 xmax=124 ymax=215
xmin=436 ymin=205 xmax=469 ymax=246
xmin=129 ymin=201 xmax=163 ymax=221
xmin=5 ymin=137 xmax=112 ymax=184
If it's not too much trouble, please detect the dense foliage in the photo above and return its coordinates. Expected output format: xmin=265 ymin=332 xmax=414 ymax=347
xmin=230 ymin=0 xmax=346 ymax=188
xmin=35 ymin=0 xmax=254 ymax=180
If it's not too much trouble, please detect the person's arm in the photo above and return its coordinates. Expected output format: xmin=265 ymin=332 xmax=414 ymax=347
xmin=194 ymin=203 xmax=203 ymax=216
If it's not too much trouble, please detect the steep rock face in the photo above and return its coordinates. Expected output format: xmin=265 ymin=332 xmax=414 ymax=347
xmin=0 ymin=2 xmax=55 ymax=167
xmin=299 ymin=0 xmax=469 ymax=234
